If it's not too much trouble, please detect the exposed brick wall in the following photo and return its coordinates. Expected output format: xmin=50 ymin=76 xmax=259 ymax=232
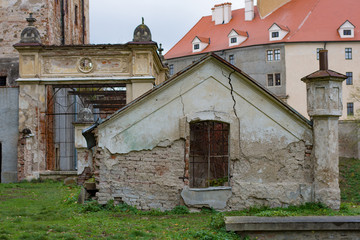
xmin=0 ymin=0 xmax=89 ymax=59
xmin=95 ymin=140 xmax=186 ymax=210
xmin=94 ymin=138 xmax=314 ymax=211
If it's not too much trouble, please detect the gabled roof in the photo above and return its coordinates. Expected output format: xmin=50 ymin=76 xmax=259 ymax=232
xmin=95 ymin=53 xmax=311 ymax=129
xmin=193 ymin=36 xmax=210 ymax=43
xmin=338 ymin=20 xmax=355 ymax=30
xmin=228 ymin=29 xmax=248 ymax=37
xmin=165 ymin=0 xmax=360 ymax=59
xmin=269 ymin=23 xmax=289 ymax=32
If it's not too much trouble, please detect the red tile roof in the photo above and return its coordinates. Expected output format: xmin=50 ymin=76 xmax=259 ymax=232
xmin=194 ymin=36 xmax=210 ymax=43
xmin=231 ymin=29 xmax=248 ymax=37
xmin=165 ymin=0 xmax=360 ymax=59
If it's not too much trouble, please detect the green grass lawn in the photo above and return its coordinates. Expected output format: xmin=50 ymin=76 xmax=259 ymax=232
xmin=0 ymin=158 xmax=359 ymax=239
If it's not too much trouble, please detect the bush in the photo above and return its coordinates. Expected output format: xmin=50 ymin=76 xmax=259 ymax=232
xmin=80 ymin=200 xmax=103 ymax=212
xmin=210 ymin=212 xmax=225 ymax=229
xmin=170 ymin=205 xmax=190 ymax=215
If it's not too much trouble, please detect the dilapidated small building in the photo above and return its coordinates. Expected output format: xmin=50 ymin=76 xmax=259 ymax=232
xmin=81 ymin=51 xmax=345 ymax=211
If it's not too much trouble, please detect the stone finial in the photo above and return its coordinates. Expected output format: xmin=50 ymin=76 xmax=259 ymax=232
xmin=158 ymin=43 xmax=164 ymax=55
xmin=20 ymin=13 xmax=41 ymax=44
xmin=26 ymin=13 xmax=36 ymax=26
xmin=78 ymin=108 xmax=94 ymax=122
xmin=133 ymin=18 xmax=152 ymax=42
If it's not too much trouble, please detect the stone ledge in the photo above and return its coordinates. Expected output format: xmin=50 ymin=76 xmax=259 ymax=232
xmin=40 ymin=171 xmax=77 ymax=176
xmin=225 ymin=216 xmax=360 ymax=232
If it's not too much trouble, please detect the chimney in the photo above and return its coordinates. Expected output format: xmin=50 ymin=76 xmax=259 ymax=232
xmin=245 ymin=0 xmax=255 ymax=21
xmin=212 ymin=3 xmax=232 ymax=25
xmin=319 ymin=50 xmax=328 ymax=70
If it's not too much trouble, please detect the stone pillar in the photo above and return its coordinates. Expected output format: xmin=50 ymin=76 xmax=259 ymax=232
xmin=74 ymin=108 xmax=94 ymax=184
xmin=301 ymin=50 xmax=347 ymax=210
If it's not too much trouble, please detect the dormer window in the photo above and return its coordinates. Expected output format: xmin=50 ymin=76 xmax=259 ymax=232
xmin=272 ymin=32 xmax=279 ymax=38
xmin=192 ymin=36 xmax=210 ymax=53
xmin=228 ymin=29 xmax=248 ymax=47
xmin=338 ymin=20 xmax=355 ymax=38
xmin=269 ymin=23 xmax=289 ymax=41
xmin=344 ymin=30 xmax=352 ymax=35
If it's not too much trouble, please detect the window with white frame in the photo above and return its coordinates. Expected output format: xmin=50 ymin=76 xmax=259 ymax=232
xmin=345 ymin=48 xmax=352 ymax=59
xmin=346 ymin=72 xmax=353 ymax=85
xmin=169 ymin=64 xmax=174 ymax=75
xmin=230 ymin=37 xmax=237 ymax=43
xmin=344 ymin=30 xmax=352 ymax=36
xmin=272 ymin=32 xmax=279 ymax=38
xmin=189 ymin=121 xmax=229 ymax=188
xmin=194 ymin=44 xmax=200 ymax=50
xmin=267 ymin=49 xmax=281 ymax=61
xmin=267 ymin=50 xmax=274 ymax=61
xmin=275 ymin=73 xmax=281 ymax=85
xmin=267 ymin=73 xmax=281 ymax=86
xmin=267 ymin=74 xmax=274 ymax=86
xmin=229 ymin=55 xmax=234 ymax=65
xmin=347 ymin=102 xmax=354 ymax=116
xmin=316 ymin=48 xmax=324 ymax=60
xmin=274 ymin=49 xmax=280 ymax=61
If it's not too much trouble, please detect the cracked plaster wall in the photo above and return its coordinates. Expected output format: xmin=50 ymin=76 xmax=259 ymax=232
xmin=94 ymin=59 xmax=314 ymax=210
xmin=18 ymin=84 xmax=46 ymax=180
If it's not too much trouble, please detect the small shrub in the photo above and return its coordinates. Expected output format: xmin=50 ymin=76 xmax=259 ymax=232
xmin=210 ymin=212 xmax=225 ymax=229
xmin=113 ymin=203 xmax=138 ymax=214
xmin=200 ymin=207 xmax=217 ymax=214
xmin=0 ymin=235 xmax=9 ymax=240
xmin=80 ymin=200 xmax=103 ymax=212
xmin=170 ymin=205 xmax=190 ymax=215
xmin=140 ymin=208 xmax=166 ymax=216
xmin=255 ymin=210 xmax=293 ymax=217
xmin=63 ymin=191 xmax=78 ymax=205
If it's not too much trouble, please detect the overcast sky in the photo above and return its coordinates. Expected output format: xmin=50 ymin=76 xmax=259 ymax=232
xmin=89 ymin=0 xmax=252 ymax=54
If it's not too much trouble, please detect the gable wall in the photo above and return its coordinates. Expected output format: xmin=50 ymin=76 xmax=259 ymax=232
xmin=95 ymin=59 xmax=314 ymax=210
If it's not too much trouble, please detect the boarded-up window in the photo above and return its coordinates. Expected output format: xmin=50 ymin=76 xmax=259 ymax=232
xmin=189 ymin=121 xmax=229 ymax=188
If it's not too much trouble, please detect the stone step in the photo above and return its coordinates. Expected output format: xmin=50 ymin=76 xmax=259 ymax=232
xmin=225 ymin=216 xmax=360 ymax=240
xmin=39 ymin=170 xmax=77 ymax=183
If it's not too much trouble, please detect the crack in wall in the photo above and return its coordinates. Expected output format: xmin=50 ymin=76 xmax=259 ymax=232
xmin=222 ymin=70 xmax=238 ymax=118
xmin=179 ymin=82 xmax=186 ymax=116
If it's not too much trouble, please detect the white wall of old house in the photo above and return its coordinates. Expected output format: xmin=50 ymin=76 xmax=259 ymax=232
xmin=96 ymin=58 xmax=314 ymax=210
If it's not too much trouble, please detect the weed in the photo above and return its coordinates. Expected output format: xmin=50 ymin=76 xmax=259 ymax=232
xmin=80 ymin=200 xmax=103 ymax=212
xmin=129 ymin=230 xmax=152 ymax=238
xmin=200 ymin=207 xmax=217 ymax=214
xmin=113 ymin=202 xmax=138 ymax=214
xmin=210 ymin=212 xmax=225 ymax=229
xmin=255 ymin=209 xmax=293 ymax=217
xmin=170 ymin=205 xmax=190 ymax=214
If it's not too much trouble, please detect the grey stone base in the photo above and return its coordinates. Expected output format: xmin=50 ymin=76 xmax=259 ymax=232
xmin=1 ymin=171 xmax=18 ymax=183
xmin=226 ymin=216 xmax=360 ymax=240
